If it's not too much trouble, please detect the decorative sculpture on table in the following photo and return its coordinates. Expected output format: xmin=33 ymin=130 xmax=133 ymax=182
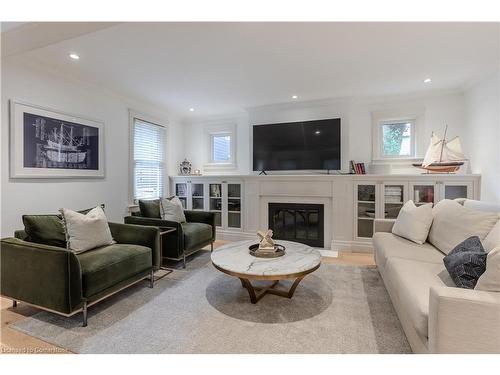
xmin=257 ymin=229 xmax=276 ymax=253
xmin=249 ymin=229 xmax=285 ymax=258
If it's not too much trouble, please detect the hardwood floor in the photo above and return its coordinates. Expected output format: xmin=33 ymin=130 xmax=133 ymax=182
xmin=0 ymin=241 xmax=375 ymax=354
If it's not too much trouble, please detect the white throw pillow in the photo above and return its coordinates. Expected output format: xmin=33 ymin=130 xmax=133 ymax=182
xmin=60 ymin=206 xmax=114 ymax=253
xmin=483 ymin=219 xmax=500 ymax=253
xmin=391 ymin=200 xmax=433 ymax=244
xmin=475 ymin=246 xmax=500 ymax=292
xmin=161 ymin=196 xmax=186 ymax=223
xmin=428 ymin=199 xmax=499 ymax=255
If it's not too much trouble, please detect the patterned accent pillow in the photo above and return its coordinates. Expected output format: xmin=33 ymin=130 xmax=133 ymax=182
xmin=443 ymin=236 xmax=487 ymax=289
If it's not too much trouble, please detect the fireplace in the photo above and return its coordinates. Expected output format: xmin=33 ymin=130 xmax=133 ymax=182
xmin=268 ymin=203 xmax=324 ymax=247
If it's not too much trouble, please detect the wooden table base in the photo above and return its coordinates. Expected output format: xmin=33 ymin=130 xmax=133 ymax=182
xmin=239 ymin=277 xmax=305 ymax=304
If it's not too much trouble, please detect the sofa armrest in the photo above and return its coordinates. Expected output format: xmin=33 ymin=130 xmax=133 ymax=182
xmin=428 ymin=286 xmax=500 ymax=353
xmin=0 ymin=238 xmax=82 ymax=314
xmin=108 ymin=222 xmax=161 ymax=270
xmin=184 ymin=210 xmax=216 ymax=240
xmin=373 ymin=219 xmax=395 ymax=233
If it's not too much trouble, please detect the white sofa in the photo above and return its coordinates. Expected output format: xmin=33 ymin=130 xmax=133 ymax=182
xmin=373 ymin=199 xmax=500 ymax=354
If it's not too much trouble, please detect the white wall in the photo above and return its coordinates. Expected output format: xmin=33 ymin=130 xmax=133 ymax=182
xmin=464 ymin=74 xmax=500 ymax=202
xmin=1 ymin=58 xmax=184 ymax=237
xmin=183 ymin=91 xmax=468 ymax=175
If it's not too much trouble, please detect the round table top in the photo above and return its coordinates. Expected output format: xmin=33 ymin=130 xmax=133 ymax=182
xmin=211 ymin=240 xmax=321 ymax=279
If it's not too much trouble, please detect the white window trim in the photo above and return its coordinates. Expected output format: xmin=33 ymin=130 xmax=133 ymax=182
xmin=203 ymin=122 xmax=237 ymax=172
xmin=371 ymin=108 xmax=425 ymax=164
xmin=128 ymin=109 xmax=169 ymax=204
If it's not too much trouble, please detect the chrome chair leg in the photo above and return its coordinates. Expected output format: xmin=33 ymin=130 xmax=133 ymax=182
xmin=82 ymin=301 xmax=88 ymax=327
xmin=150 ymin=269 xmax=154 ymax=288
xmin=12 ymin=300 xmax=17 ymax=308
xmin=183 ymin=251 xmax=186 ymax=269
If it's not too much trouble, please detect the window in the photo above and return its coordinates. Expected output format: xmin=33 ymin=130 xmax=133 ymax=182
xmin=211 ymin=134 xmax=231 ymax=162
xmin=379 ymin=120 xmax=415 ymax=158
xmin=132 ymin=118 xmax=166 ymax=201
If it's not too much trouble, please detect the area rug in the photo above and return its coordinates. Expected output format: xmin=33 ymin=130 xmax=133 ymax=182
xmin=10 ymin=252 xmax=411 ymax=353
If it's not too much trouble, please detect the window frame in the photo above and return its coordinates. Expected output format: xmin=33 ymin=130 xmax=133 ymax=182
xmin=210 ymin=132 xmax=232 ymax=164
xmin=378 ymin=119 xmax=416 ymax=159
xmin=128 ymin=110 xmax=168 ymax=204
xmin=371 ymin=107 xmax=424 ymax=163
xmin=203 ymin=121 xmax=237 ymax=172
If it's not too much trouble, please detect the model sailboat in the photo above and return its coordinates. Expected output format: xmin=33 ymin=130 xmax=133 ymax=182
xmin=412 ymin=125 xmax=466 ymax=173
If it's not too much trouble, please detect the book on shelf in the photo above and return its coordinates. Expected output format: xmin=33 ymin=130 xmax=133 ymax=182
xmin=350 ymin=160 xmax=366 ymax=175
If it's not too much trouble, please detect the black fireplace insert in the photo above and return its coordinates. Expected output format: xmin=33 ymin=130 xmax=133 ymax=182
xmin=268 ymin=203 xmax=324 ymax=247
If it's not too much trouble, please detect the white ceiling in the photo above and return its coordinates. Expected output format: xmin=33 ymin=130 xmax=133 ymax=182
xmin=4 ymin=22 xmax=499 ymax=118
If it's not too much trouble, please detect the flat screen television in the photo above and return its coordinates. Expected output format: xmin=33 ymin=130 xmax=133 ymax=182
xmin=252 ymin=118 xmax=341 ymax=171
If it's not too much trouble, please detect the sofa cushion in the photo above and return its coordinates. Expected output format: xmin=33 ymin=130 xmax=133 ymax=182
xmin=139 ymin=199 xmax=162 ymax=218
xmin=373 ymin=232 xmax=444 ymax=270
xmin=182 ymin=222 xmax=213 ymax=251
xmin=78 ymin=244 xmax=152 ymax=297
xmin=483 ymin=220 xmax=500 ymax=253
xmin=385 ymin=257 xmax=454 ymax=340
xmin=60 ymin=206 xmax=115 ymax=253
xmin=428 ymin=199 xmax=498 ymax=255
xmin=22 ymin=214 xmax=67 ymax=248
xmin=392 ymin=200 xmax=433 ymax=244
xmin=475 ymin=246 xmax=500 ymax=292
xmin=443 ymin=236 xmax=487 ymax=289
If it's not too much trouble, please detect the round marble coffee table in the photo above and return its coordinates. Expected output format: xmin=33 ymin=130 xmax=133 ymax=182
xmin=211 ymin=240 xmax=321 ymax=304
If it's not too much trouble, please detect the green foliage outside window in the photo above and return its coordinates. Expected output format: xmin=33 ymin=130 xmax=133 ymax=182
xmin=383 ymin=123 xmax=409 ymax=156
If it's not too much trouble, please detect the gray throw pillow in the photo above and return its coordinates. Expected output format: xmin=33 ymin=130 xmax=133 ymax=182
xmin=161 ymin=197 xmax=186 ymax=223
xmin=443 ymin=236 xmax=487 ymax=289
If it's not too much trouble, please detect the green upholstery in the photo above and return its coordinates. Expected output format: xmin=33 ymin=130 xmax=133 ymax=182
xmin=182 ymin=222 xmax=213 ymax=251
xmin=22 ymin=214 xmax=67 ymax=248
xmin=138 ymin=199 xmax=162 ymax=218
xmin=0 ymin=238 xmax=82 ymax=314
xmin=1 ymin=221 xmax=160 ymax=321
xmin=21 ymin=205 xmax=104 ymax=249
xmin=78 ymin=244 xmax=152 ymax=298
xmin=124 ymin=210 xmax=215 ymax=259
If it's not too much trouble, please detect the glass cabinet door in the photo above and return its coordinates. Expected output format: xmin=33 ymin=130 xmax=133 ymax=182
xmin=209 ymin=183 xmax=222 ymax=227
xmin=356 ymin=184 xmax=376 ymax=238
xmin=227 ymin=183 xmax=241 ymax=228
xmin=411 ymin=184 xmax=435 ymax=205
xmin=175 ymin=183 xmax=187 ymax=209
xmin=191 ymin=183 xmax=204 ymax=210
xmin=383 ymin=184 xmax=405 ymax=219
xmin=443 ymin=183 xmax=471 ymax=200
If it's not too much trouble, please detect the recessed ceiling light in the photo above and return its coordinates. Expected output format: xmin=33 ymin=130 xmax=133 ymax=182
xmin=292 ymin=95 xmax=298 ymax=99
xmin=189 ymin=108 xmax=195 ymax=112
xmin=69 ymin=53 xmax=80 ymax=60
xmin=314 ymin=130 xmax=321 ymax=135
xmin=423 ymin=78 xmax=432 ymax=83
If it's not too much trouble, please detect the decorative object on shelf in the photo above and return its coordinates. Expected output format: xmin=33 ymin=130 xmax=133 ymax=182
xmin=412 ymin=125 xmax=466 ymax=173
xmin=9 ymin=100 xmax=105 ymax=178
xmin=192 ymin=169 xmax=202 ymax=176
xmin=179 ymin=159 xmax=192 ymax=175
xmin=248 ymin=229 xmax=286 ymax=258
xmin=210 ymin=184 xmax=221 ymax=197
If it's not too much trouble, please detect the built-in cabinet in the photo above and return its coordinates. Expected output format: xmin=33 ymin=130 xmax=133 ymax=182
xmin=172 ymin=177 xmax=243 ymax=230
xmin=171 ymin=174 xmax=480 ymax=250
xmin=354 ymin=178 xmax=475 ymax=240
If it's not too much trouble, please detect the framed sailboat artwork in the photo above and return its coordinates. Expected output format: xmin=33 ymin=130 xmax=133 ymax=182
xmin=412 ymin=125 xmax=466 ymax=173
xmin=9 ymin=100 xmax=105 ymax=178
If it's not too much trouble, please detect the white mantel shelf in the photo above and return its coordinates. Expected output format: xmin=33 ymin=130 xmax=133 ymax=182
xmin=170 ymin=174 xmax=481 ymax=253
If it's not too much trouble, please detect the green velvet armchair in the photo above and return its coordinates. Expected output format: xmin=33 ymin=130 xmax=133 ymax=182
xmin=124 ymin=210 xmax=216 ymax=267
xmin=0 ymin=222 xmax=160 ymax=327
